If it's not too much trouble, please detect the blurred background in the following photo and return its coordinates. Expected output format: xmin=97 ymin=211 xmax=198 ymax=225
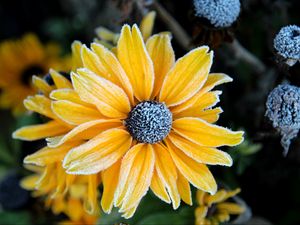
xmin=0 ymin=0 xmax=300 ymax=224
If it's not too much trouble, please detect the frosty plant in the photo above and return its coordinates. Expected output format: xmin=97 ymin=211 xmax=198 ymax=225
xmin=14 ymin=21 xmax=244 ymax=218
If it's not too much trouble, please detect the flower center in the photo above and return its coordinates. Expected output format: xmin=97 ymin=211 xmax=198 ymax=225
xmin=125 ymin=101 xmax=172 ymax=144
xmin=21 ymin=65 xmax=45 ymax=85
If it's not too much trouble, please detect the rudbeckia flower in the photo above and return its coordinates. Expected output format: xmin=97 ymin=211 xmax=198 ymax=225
xmin=0 ymin=33 xmax=70 ymax=115
xmin=50 ymin=24 xmax=243 ymax=218
xmin=195 ymin=188 xmax=245 ymax=225
xmin=21 ymin=165 xmax=99 ymax=225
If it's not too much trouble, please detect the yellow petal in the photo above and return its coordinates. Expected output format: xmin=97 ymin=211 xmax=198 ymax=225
xmin=24 ymin=95 xmax=56 ymax=119
xmin=202 ymin=73 xmax=233 ymax=91
xmin=166 ymin=138 xmax=217 ymax=195
xmin=52 ymin=100 xmax=101 ymax=125
xmin=146 ymin=33 xmax=175 ymax=97
xmin=24 ymin=142 xmax=78 ymax=166
xmin=72 ymin=69 xmax=131 ymax=118
xmin=168 ymin=132 xmax=233 ymax=166
xmin=171 ymin=73 xmax=232 ymax=113
xmin=63 ymin=128 xmax=132 ymax=174
xmin=159 ymin=46 xmax=213 ymax=107
xmin=32 ymin=75 xmax=54 ymax=95
xmin=197 ymin=107 xmax=223 ymax=123
xmin=171 ymin=90 xmax=221 ymax=115
xmin=115 ymin=144 xmax=155 ymax=213
xmin=217 ymin=202 xmax=245 ymax=214
xmin=47 ymin=119 xmax=121 ymax=148
xmin=205 ymin=190 xmax=227 ymax=206
xmin=66 ymin=198 xmax=83 ymax=221
xmin=95 ymin=27 xmax=119 ymax=44
xmin=81 ymin=45 xmax=108 ymax=77
xmin=50 ymin=88 xmax=93 ymax=107
xmin=101 ymin=160 xmax=121 ymax=213
xmin=49 ymin=69 xmax=72 ymax=89
xmin=140 ymin=11 xmax=156 ymax=41
xmin=222 ymin=188 xmax=241 ymax=201
xmin=84 ymin=175 xmax=100 ymax=214
xmin=20 ymin=174 xmax=40 ymax=190
xmin=177 ymin=170 xmax=192 ymax=205
xmin=13 ymin=120 xmax=69 ymax=141
xmin=153 ymin=143 xmax=180 ymax=209
xmin=122 ymin=205 xmax=138 ymax=219
xmin=71 ymin=41 xmax=83 ymax=70
xmin=196 ymin=190 xmax=206 ymax=205
xmin=117 ymin=24 xmax=154 ymax=101
xmin=150 ymin=169 xmax=171 ymax=204
xmin=195 ymin=206 xmax=208 ymax=219
xmin=91 ymin=43 xmax=134 ymax=103
xmin=172 ymin=117 xmax=244 ymax=147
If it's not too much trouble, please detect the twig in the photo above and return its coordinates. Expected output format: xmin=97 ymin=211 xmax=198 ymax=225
xmin=225 ymin=39 xmax=267 ymax=74
xmin=152 ymin=1 xmax=191 ymax=50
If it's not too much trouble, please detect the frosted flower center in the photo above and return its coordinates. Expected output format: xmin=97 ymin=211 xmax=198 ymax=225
xmin=125 ymin=101 xmax=172 ymax=144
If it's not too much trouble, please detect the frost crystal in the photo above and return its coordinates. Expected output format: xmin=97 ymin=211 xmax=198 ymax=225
xmin=193 ymin=0 xmax=241 ymax=28
xmin=274 ymin=25 xmax=300 ymax=60
xmin=266 ymin=84 xmax=300 ymax=156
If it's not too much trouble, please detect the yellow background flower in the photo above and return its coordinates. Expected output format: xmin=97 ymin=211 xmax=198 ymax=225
xmin=195 ymin=188 xmax=245 ymax=225
xmin=0 ymin=33 xmax=70 ymax=114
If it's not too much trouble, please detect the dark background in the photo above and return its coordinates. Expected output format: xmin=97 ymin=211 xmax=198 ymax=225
xmin=0 ymin=0 xmax=300 ymax=224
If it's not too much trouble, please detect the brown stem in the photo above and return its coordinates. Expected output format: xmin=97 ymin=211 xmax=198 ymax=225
xmin=152 ymin=1 xmax=191 ymax=50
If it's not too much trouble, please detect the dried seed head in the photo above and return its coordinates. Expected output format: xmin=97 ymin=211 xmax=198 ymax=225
xmin=193 ymin=0 xmax=241 ymax=28
xmin=274 ymin=25 xmax=300 ymax=65
xmin=266 ymin=84 xmax=300 ymax=156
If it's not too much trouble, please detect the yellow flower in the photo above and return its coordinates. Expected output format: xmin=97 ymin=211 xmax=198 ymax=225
xmin=50 ymin=24 xmax=243 ymax=218
xmin=0 ymin=33 xmax=70 ymax=115
xmin=95 ymin=11 xmax=156 ymax=48
xmin=21 ymin=165 xmax=99 ymax=225
xmin=195 ymin=188 xmax=245 ymax=225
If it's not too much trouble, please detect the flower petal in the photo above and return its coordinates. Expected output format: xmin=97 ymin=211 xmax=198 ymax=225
xmin=72 ymin=69 xmax=131 ymax=118
xmin=49 ymin=69 xmax=72 ymax=89
xmin=146 ymin=33 xmax=175 ymax=97
xmin=63 ymin=128 xmax=132 ymax=174
xmin=159 ymin=46 xmax=213 ymax=107
xmin=50 ymin=88 xmax=93 ymax=107
xmin=153 ymin=143 xmax=180 ymax=209
xmin=177 ymin=171 xmax=192 ymax=205
xmin=171 ymin=73 xmax=232 ymax=113
xmin=84 ymin=175 xmax=100 ymax=214
xmin=115 ymin=143 xmax=155 ymax=212
xmin=32 ymin=75 xmax=54 ymax=95
xmin=171 ymin=90 xmax=221 ymax=115
xmin=24 ymin=95 xmax=56 ymax=119
xmin=13 ymin=120 xmax=69 ymax=141
xmin=24 ymin=142 xmax=78 ymax=166
xmin=52 ymin=100 xmax=102 ymax=125
xmin=166 ymin=138 xmax=217 ymax=195
xmin=140 ymin=11 xmax=156 ymax=41
xmin=71 ymin=41 xmax=83 ymax=70
xmin=168 ymin=132 xmax=233 ymax=166
xmin=150 ymin=169 xmax=171 ymax=204
xmin=101 ymin=160 xmax=121 ymax=214
xmin=91 ymin=43 xmax=134 ymax=103
xmin=172 ymin=117 xmax=244 ymax=147
xmin=216 ymin=202 xmax=245 ymax=214
xmin=47 ymin=119 xmax=121 ymax=147
xmin=117 ymin=24 xmax=154 ymax=101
